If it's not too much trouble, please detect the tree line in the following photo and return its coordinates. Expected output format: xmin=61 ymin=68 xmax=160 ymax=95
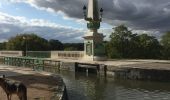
xmin=0 ymin=25 xmax=170 ymax=59
xmin=0 ymin=34 xmax=84 ymax=51
xmin=106 ymin=25 xmax=170 ymax=60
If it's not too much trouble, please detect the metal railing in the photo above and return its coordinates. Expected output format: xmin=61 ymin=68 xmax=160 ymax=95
xmin=2 ymin=56 xmax=60 ymax=72
xmin=26 ymin=51 xmax=51 ymax=58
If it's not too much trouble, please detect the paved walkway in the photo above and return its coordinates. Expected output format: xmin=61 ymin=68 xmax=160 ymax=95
xmin=49 ymin=58 xmax=169 ymax=65
xmin=47 ymin=58 xmax=170 ymax=71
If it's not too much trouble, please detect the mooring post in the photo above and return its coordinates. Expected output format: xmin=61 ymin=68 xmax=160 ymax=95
xmin=42 ymin=60 xmax=45 ymax=71
xmin=104 ymin=65 xmax=107 ymax=77
xmin=86 ymin=68 xmax=89 ymax=76
xmin=58 ymin=61 xmax=61 ymax=71
xmin=59 ymin=61 xmax=63 ymax=71
xmin=97 ymin=65 xmax=100 ymax=75
xmin=75 ymin=62 xmax=78 ymax=72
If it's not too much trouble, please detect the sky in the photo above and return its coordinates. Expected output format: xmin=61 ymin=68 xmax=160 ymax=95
xmin=0 ymin=0 xmax=170 ymax=43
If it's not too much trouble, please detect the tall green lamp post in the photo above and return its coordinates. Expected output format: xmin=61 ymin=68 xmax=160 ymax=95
xmin=83 ymin=0 xmax=106 ymax=61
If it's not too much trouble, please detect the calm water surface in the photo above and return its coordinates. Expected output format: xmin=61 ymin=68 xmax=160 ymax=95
xmin=56 ymin=71 xmax=170 ymax=100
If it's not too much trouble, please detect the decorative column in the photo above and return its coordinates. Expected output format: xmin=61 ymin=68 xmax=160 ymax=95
xmin=83 ymin=0 xmax=106 ymax=61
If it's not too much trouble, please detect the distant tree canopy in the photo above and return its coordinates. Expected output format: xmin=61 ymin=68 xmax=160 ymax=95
xmin=49 ymin=39 xmax=64 ymax=50
xmin=107 ymin=25 xmax=161 ymax=59
xmin=6 ymin=34 xmax=49 ymax=51
xmin=64 ymin=43 xmax=84 ymax=51
xmin=0 ymin=42 xmax=6 ymax=50
xmin=2 ymin=33 xmax=83 ymax=51
xmin=134 ymin=34 xmax=161 ymax=59
xmin=161 ymin=31 xmax=170 ymax=59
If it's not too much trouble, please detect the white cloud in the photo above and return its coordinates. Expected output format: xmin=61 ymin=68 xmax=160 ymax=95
xmin=0 ymin=12 xmax=85 ymax=43
xmin=0 ymin=28 xmax=10 ymax=33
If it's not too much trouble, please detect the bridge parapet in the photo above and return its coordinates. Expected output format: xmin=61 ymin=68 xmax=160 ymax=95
xmin=51 ymin=51 xmax=84 ymax=60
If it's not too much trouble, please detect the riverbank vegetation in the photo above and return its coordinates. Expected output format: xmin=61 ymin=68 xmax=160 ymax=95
xmin=0 ymin=25 xmax=170 ymax=59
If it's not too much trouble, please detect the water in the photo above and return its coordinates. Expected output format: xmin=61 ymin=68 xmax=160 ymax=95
xmin=55 ymin=71 xmax=170 ymax=100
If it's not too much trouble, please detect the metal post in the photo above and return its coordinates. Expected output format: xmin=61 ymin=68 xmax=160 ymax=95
xmin=86 ymin=68 xmax=89 ymax=76
xmin=23 ymin=36 xmax=27 ymax=57
xmin=26 ymin=39 xmax=27 ymax=57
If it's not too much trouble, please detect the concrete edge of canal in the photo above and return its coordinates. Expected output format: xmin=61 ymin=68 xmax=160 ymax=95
xmin=52 ymin=75 xmax=68 ymax=100
xmin=0 ymin=64 xmax=68 ymax=100
xmin=1 ymin=56 xmax=170 ymax=81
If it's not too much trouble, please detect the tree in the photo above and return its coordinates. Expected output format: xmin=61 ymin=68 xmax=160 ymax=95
xmin=108 ymin=25 xmax=134 ymax=58
xmin=134 ymin=34 xmax=161 ymax=59
xmin=6 ymin=34 xmax=49 ymax=51
xmin=161 ymin=31 xmax=170 ymax=59
xmin=107 ymin=25 xmax=161 ymax=59
xmin=49 ymin=39 xmax=64 ymax=50
xmin=0 ymin=42 xmax=6 ymax=50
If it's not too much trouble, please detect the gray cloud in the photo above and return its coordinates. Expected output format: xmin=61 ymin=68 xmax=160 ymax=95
xmin=16 ymin=0 xmax=170 ymax=37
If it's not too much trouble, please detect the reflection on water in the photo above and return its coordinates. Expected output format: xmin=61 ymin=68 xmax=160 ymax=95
xmin=56 ymin=71 xmax=170 ymax=100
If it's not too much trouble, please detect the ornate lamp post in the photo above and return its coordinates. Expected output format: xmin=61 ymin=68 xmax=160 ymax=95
xmin=82 ymin=0 xmax=106 ymax=61
xmin=83 ymin=5 xmax=103 ymax=31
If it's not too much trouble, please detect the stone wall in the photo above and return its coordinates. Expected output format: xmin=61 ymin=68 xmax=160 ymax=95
xmin=52 ymin=75 xmax=68 ymax=100
xmin=113 ymin=68 xmax=170 ymax=81
xmin=60 ymin=61 xmax=76 ymax=72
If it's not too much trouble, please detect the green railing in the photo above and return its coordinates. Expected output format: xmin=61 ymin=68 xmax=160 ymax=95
xmin=26 ymin=51 xmax=51 ymax=58
xmin=3 ymin=56 xmax=60 ymax=71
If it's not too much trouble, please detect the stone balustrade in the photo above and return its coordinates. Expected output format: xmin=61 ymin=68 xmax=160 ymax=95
xmin=51 ymin=51 xmax=84 ymax=59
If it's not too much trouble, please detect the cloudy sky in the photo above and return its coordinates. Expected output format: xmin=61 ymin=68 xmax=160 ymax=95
xmin=0 ymin=0 xmax=170 ymax=43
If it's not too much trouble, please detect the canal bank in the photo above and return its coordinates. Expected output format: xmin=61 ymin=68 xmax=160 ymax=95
xmin=46 ymin=58 xmax=170 ymax=81
xmin=1 ymin=64 xmax=170 ymax=100
xmin=1 ymin=56 xmax=170 ymax=81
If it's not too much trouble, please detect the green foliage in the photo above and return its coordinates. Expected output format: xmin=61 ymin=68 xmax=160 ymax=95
xmin=49 ymin=39 xmax=64 ymax=50
xmin=108 ymin=25 xmax=135 ymax=58
xmin=64 ymin=43 xmax=84 ymax=51
xmin=0 ymin=42 xmax=6 ymax=50
xmin=4 ymin=33 xmax=83 ymax=52
xmin=107 ymin=25 xmax=161 ymax=59
xmin=133 ymin=34 xmax=161 ymax=59
xmin=6 ymin=34 xmax=49 ymax=51
xmin=106 ymin=42 xmax=121 ymax=58
xmin=64 ymin=47 xmax=77 ymax=51
xmin=161 ymin=31 xmax=170 ymax=59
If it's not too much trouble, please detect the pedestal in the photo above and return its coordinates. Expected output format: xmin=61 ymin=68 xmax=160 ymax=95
xmin=83 ymin=31 xmax=106 ymax=61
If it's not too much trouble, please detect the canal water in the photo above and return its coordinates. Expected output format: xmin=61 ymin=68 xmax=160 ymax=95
xmin=56 ymin=71 xmax=170 ymax=100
